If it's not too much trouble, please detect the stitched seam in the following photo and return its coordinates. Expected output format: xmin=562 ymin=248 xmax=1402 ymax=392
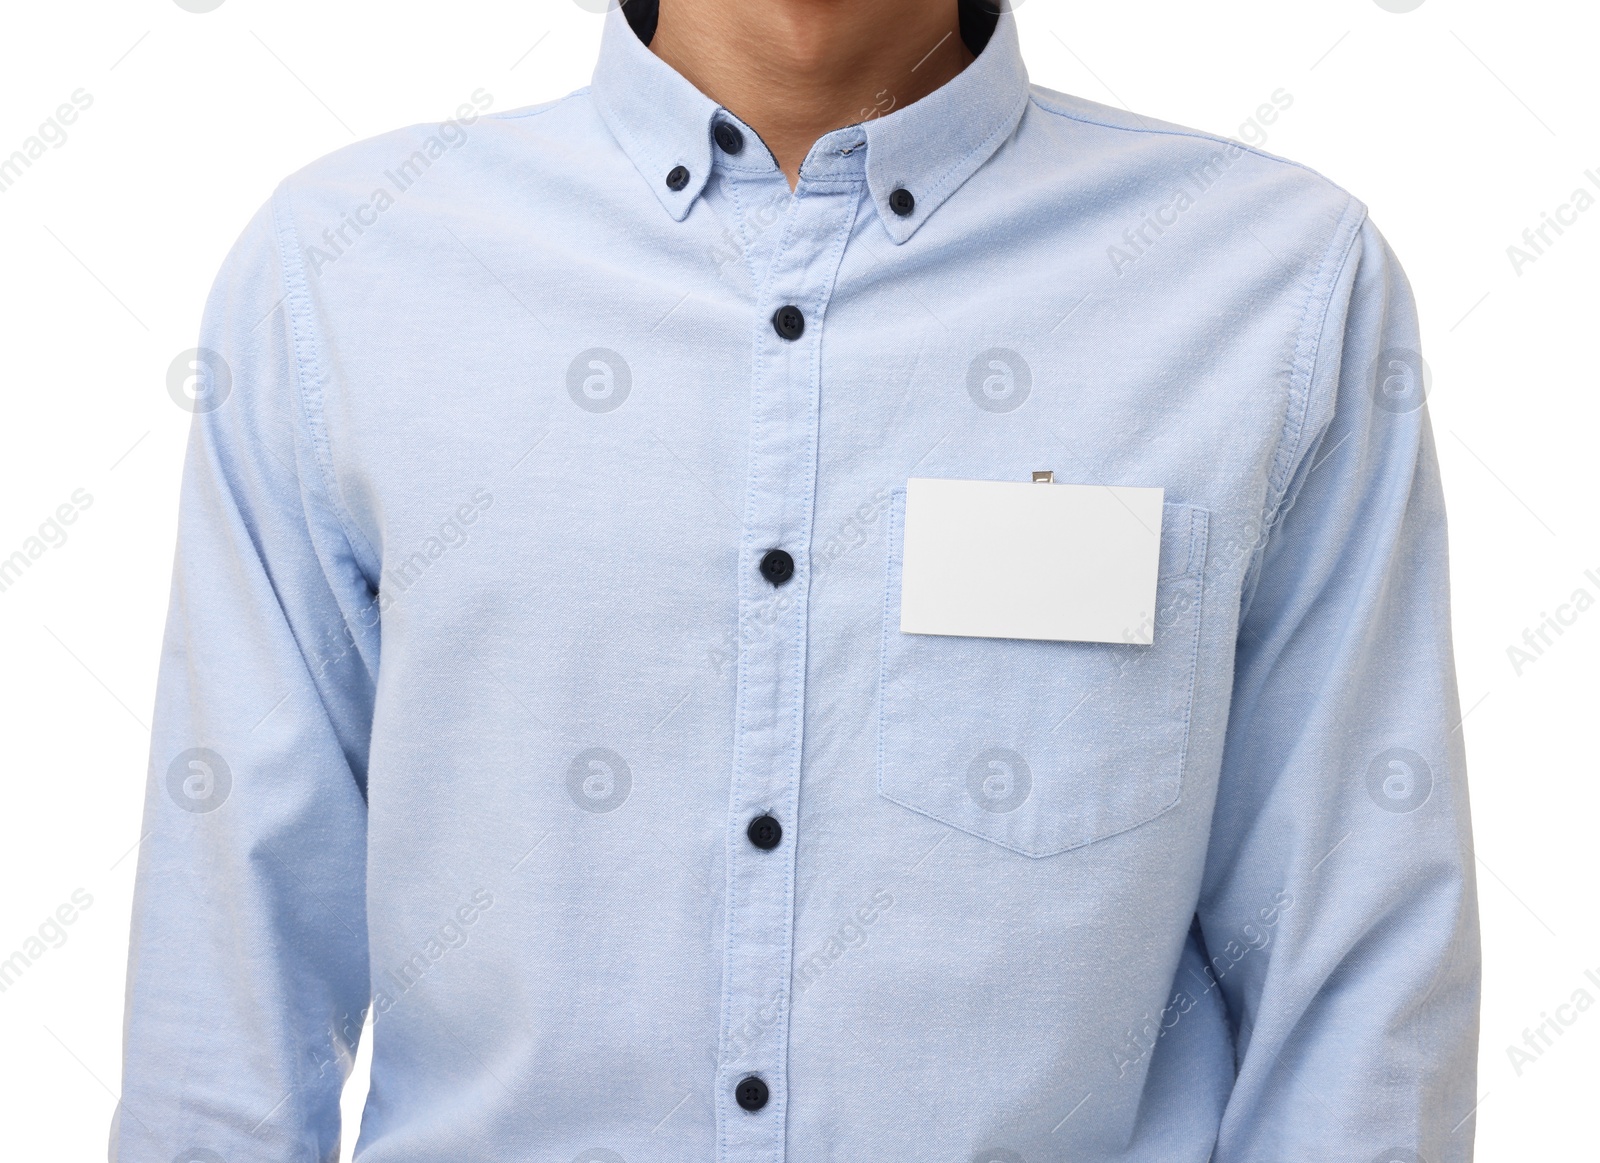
xmin=269 ymin=187 xmax=380 ymax=577
xmin=1158 ymin=501 xmax=1206 ymax=581
xmin=590 ymin=84 xmax=715 ymax=213
xmin=714 ymin=180 xmax=859 ymax=1163
xmin=718 ymin=158 xmax=783 ymax=178
xmin=1027 ymin=91 xmax=1347 ymax=188
xmin=795 ymin=174 xmax=868 ymax=191
xmin=769 ymin=186 xmax=859 ymax=1163
xmin=1171 ymin=510 xmax=1209 ymax=802
xmin=1235 ymin=197 xmax=1368 ymax=623
xmin=723 ymin=172 xmax=763 ymax=294
xmin=888 ymin=88 xmax=1029 ymax=241
xmin=1190 ymin=508 xmax=1203 ymax=582
xmin=1268 ymin=196 xmax=1369 ymax=507
xmin=588 ymin=82 xmax=645 ymax=158
xmin=877 ymin=489 xmax=905 ymax=815
xmin=589 ymin=85 xmax=695 ymax=209
xmin=921 ymin=88 xmax=1030 ymax=205
xmin=484 ymin=90 xmax=584 ymax=122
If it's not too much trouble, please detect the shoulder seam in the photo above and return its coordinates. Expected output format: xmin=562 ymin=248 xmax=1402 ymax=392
xmin=1027 ymin=86 xmax=1371 ymax=526
xmin=1026 ymin=91 xmax=1345 ymax=191
xmin=1271 ymin=194 xmax=1370 ymax=506
xmin=1238 ymin=194 xmax=1370 ymax=614
xmin=489 ymin=88 xmax=588 ymax=122
xmin=267 ymin=185 xmax=382 ymax=578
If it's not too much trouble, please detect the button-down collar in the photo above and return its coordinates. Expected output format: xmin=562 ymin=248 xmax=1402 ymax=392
xmin=589 ymin=3 xmax=1030 ymax=242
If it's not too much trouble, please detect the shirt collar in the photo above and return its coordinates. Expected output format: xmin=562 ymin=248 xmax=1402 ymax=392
xmin=588 ymin=4 xmax=1030 ymax=244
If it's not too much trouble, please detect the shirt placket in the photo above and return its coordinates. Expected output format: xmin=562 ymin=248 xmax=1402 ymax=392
xmin=716 ymin=159 xmax=863 ymax=1162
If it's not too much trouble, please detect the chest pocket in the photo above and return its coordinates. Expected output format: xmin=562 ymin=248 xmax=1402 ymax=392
xmin=877 ymin=489 xmax=1209 ymax=858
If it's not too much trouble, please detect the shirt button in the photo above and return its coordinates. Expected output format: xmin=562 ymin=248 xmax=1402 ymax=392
xmin=771 ymin=305 xmax=805 ymax=341
xmin=889 ymin=187 xmax=915 ymax=216
xmin=759 ymin=549 xmax=794 ymax=587
xmin=665 ymin=165 xmax=690 ymax=191
xmin=713 ymin=121 xmax=745 ymax=155
xmin=746 ymin=814 xmax=782 ymax=850
xmin=734 ymin=1075 xmax=769 ymax=1112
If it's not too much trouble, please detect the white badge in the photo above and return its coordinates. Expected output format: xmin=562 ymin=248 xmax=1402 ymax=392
xmin=899 ymin=475 xmax=1165 ymax=645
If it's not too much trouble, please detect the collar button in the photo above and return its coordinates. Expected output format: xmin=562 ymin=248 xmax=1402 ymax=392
xmin=889 ymin=187 xmax=915 ymax=217
xmin=665 ymin=165 xmax=690 ymax=191
xmin=713 ymin=121 xmax=745 ymax=155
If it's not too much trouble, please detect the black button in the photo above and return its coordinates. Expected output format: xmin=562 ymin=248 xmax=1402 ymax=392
xmin=665 ymin=165 xmax=690 ymax=191
xmin=713 ymin=121 xmax=744 ymax=155
xmin=889 ymin=187 xmax=915 ymax=216
xmin=734 ymin=1075 xmax=769 ymax=1112
xmin=771 ymin=305 xmax=805 ymax=341
xmin=759 ymin=549 xmax=794 ymax=587
xmin=747 ymin=815 xmax=782 ymax=850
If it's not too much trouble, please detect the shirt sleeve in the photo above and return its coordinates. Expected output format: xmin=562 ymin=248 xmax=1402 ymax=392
xmin=113 ymin=192 xmax=378 ymax=1162
xmin=1200 ymin=214 xmax=1481 ymax=1161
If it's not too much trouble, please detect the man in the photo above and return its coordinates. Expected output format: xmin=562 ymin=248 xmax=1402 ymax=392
xmin=116 ymin=0 xmax=1479 ymax=1159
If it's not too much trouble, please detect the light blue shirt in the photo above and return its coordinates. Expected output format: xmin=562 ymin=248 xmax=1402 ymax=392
xmin=117 ymin=6 xmax=1480 ymax=1161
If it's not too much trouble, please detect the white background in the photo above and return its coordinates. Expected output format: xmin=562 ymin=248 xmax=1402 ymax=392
xmin=1 ymin=0 xmax=1594 ymax=1158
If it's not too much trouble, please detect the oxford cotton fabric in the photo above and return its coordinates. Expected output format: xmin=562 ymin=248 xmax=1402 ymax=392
xmin=115 ymin=6 xmax=1480 ymax=1162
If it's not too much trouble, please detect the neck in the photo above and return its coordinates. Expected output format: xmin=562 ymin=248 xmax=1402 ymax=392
xmin=649 ymin=0 xmax=974 ymax=188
